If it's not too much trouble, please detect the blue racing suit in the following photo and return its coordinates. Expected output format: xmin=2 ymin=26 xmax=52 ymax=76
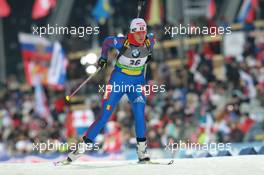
xmin=84 ymin=33 xmax=155 ymax=143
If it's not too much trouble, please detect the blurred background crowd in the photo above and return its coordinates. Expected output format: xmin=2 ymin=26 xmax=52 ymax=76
xmin=0 ymin=0 xmax=264 ymax=156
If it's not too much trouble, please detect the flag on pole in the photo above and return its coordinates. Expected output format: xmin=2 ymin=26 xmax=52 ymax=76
xmin=19 ymin=33 xmax=67 ymax=89
xmin=92 ymin=0 xmax=112 ymax=25
xmin=206 ymin=0 xmax=216 ymax=19
xmin=32 ymin=0 xmax=56 ymax=20
xmin=145 ymin=0 xmax=164 ymax=26
xmin=72 ymin=110 xmax=95 ymax=136
xmin=48 ymin=42 xmax=68 ymax=90
xmin=0 ymin=0 xmax=11 ymax=17
xmin=237 ymin=0 xmax=258 ymax=23
xmin=18 ymin=33 xmax=53 ymax=86
xmin=34 ymin=75 xmax=50 ymax=119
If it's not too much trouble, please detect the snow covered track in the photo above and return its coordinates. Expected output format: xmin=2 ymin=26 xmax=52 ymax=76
xmin=1 ymin=155 xmax=264 ymax=175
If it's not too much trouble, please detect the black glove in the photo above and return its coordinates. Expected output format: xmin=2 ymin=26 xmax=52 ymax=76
xmin=97 ymin=57 xmax=107 ymax=68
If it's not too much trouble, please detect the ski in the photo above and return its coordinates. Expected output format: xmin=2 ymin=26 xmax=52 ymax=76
xmin=53 ymin=159 xmax=174 ymax=167
xmin=136 ymin=160 xmax=174 ymax=165
xmin=53 ymin=159 xmax=72 ymax=166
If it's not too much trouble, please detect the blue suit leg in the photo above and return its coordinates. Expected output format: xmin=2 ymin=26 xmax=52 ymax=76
xmin=127 ymin=90 xmax=146 ymax=139
xmin=85 ymin=74 xmax=124 ymax=142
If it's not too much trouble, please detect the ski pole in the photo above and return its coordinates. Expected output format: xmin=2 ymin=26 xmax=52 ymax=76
xmin=65 ymin=67 xmax=102 ymax=102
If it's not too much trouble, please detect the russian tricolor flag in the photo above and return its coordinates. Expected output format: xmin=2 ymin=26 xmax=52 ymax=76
xmin=237 ymin=0 xmax=258 ymax=23
xmin=18 ymin=33 xmax=67 ymax=89
xmin=18 ymin=33 xmax=53 ymax=86
xmin=18 ymin=33 xmax=53 ymax=61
